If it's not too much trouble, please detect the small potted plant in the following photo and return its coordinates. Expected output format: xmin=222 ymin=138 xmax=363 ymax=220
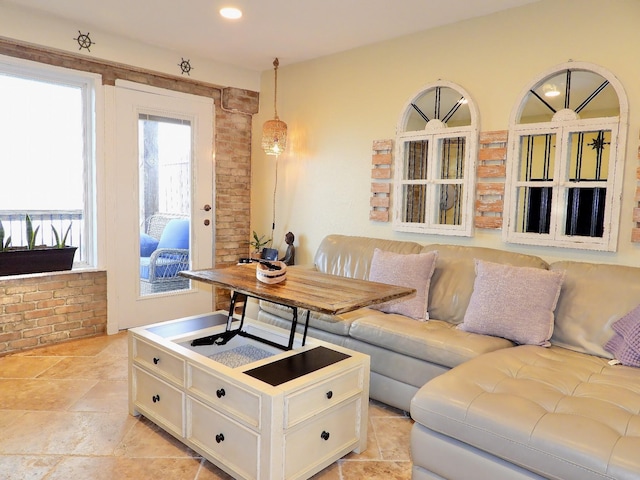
xmin=0 ymin=215 xmax=78 ymax=276
xmin=249 ymin=231 xmax=271 ymax=259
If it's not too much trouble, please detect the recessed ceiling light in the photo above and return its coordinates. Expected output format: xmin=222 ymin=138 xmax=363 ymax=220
xmin=220 ymin=7 xmax=242 ymax=19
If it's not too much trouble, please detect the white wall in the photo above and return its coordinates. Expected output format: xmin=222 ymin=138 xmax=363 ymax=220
xmin=252 ymin=0 xmax=640 ymax=267
xmin=0 ymin=2 xmax=260 ymax=91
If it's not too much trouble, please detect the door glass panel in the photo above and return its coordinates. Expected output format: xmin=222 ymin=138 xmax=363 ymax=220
xmin=138 ymin=114 xmax=192 ymax=296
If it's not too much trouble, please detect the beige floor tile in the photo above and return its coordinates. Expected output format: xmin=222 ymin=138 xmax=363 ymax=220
xmin=0 ymin=355 xmax=62 ymax=378
xmin=36 ymin=354 xmax=127 ymax=381
xmin=47 ymin=456 xmax=203 ymax=480
xmin=3 ymin=332 xmax=415 ymax=478
xmin=340 ymin=459 xmax=412 ymax=480
xmin=114 ymin=416 xmax=199 ymax=458
xmin=196 ymin=459 xmax=237 ymax=480
xmin=0 ymin=411 xmax=136 ymax=455
xmin=96 ymin=332 xmax=129 ymax=357
xmin=344 ymin=417 xmax=382 ymax=460
xmin=371 ymin=416 xmax=413 ymax=461
xmin=16 ymin=334 xmax=116 ymax=357
xmin=0 ymin=409 xmax=25 ymax=428
xmin=68 ymin=379 xmax=129 ymax=413
xmin=309 ymin=461 xmax=342 ymax=479
xmin=0 ymin=378 xmax=96 ymax=410
xmin=0 ymin=455 xmax=61 ymax=480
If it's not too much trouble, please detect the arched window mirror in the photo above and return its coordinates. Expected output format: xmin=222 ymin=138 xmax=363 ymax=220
xmin=393 ymin=81 xmax=479 ymax=236
xmin=503 ymin=62 xmax=628 ymax=251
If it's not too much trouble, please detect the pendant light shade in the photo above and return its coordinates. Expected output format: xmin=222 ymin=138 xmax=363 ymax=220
xmin=262 ymin=58 xmax=287 ymax=155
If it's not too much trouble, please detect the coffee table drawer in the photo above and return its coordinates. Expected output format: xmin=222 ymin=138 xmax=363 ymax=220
xmin=133 ymin=337 xmax=185 ymax=385
xmin=132 ymin=366 xmax=184 ymax=437
xmin=285 ymin=365 xmax=363 ymax=427
xmin=188 ymin=397 xmax=259 ymax=480
xmin=284 ymin=398 xmax=361 ymax=479
xmin=188 ymin=362 xmax=261 ymax=428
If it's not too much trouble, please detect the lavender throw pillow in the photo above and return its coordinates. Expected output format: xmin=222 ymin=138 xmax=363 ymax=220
xmin=604 ymin=305 xmax=640 ymax=367
xmin=368 ymin=248 xmax=438 ymax=321
xmin=459 ymin=260 xmax=565 ymax=346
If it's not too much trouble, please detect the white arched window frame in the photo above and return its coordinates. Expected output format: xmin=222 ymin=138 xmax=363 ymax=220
xmin=503 ymin=62 xmax=628 ymax=251
xmin=393 ymin=81 xmax=479 ymax=237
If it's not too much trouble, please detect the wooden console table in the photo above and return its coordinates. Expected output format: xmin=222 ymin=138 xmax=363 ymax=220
xmin=180 ymin=263 xmax=415 ymax=350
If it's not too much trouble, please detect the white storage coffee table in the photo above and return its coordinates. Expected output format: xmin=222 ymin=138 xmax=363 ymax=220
xmin=129 ymin=311 xmax=370 ymax=480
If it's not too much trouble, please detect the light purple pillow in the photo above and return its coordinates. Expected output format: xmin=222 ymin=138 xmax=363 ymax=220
xmin=604 ymin=304 xmax=640 ymax=367
xmin=458 ymin=260 xmax=565 ymax=346
xmin=368 ymin=248 xmax=438 ymax=321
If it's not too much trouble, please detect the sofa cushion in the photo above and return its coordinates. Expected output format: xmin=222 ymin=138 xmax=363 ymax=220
xmin=458 ymin=260 xmax=565 ymax=346
xmin=605 ymin=304 xmax=640 ymax=367
xmin=257 ymin=300 xmax=364 ymax=336
xmin=368 ymin=248 xmax=437 ymax=321
xmin=421 ymin=244 xmax=549 ymax=325
xmin=313 ymin=234 xmax=423 ymax=280
xmin=157 ymin=219 xmax=190 ymax=249
xmin=348 ymin=310 xmax=513 ymax=369
xmin=550 ymin=261 xmax=640 ymax=357
xmin=411 ymin=345 xmax=640 ymax=480
xmin=140 ymin=233 xmax=159 ymax=257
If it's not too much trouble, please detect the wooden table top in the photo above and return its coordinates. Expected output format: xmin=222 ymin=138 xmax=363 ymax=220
xmin=180 ymin=264 xmax=415 ymax=316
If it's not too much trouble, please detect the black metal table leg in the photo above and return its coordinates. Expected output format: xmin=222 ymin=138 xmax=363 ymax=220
xmin=302 ymin=310 xmax=311 ymax=346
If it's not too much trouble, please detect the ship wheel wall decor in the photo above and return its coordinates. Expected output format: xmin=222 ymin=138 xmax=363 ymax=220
xmin=74 ymin=31 xmax=95 ymax=51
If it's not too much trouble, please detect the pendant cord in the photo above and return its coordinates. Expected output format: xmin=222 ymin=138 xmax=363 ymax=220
xmin=271 ymin=154 xmax=279 ymax=245
xmin=273 ymin=58 xmax=279 ymax=119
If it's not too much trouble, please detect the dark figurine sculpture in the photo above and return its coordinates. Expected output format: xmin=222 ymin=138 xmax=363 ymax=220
xmin=280 ymin=231 xmax=295 ymax=266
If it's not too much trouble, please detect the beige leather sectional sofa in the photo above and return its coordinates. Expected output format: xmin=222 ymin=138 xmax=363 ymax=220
xmin=254 ymin=234 xmax=640 ymax=479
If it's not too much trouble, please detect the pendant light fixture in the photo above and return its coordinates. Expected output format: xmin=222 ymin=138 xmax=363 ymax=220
xmin=261 ymin=58 xmax=287 ymax=155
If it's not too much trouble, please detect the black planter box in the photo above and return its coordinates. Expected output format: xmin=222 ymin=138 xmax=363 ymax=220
xmin=0 ymin=247 xmax=77 ymax=276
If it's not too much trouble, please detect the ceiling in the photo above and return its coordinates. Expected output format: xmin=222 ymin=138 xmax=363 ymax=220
xmin=7 ymin=0 xmax=540 ymax=72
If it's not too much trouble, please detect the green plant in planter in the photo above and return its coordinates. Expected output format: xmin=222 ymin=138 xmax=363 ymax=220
xmin=0 ymin=220 xmax=11 ymax=252
xmin=25 ymin=214 xmax=40 ymax=250
xmin=52 ymin=224 xmax=72 ymax=248
xmin=250 ymin=230 xmax=271 ymax=253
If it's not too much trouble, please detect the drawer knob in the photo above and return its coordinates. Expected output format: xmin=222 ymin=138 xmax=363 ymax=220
xmin=216 ymin=388 xmax=226 ymax=398
xmin=152 ymin=394 xmax=160 ymax=403
xmin=321 ymin=430 xmax=330 ymax=441
xmin=326 ymin=390 xmax=333 ymax=399
xmin=153 ymin=357 xmax=160 ymax=365
xmin=215 ymin=433 xmax=225 ymax=443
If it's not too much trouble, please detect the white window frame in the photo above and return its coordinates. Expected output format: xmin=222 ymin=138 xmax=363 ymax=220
xmin=393 ymin=81 xmax=479 ymax=237
xmin=503 ymin=62 xmax=628 ymax=252
xmin=0 ymin=54 xmax=101 ymax=268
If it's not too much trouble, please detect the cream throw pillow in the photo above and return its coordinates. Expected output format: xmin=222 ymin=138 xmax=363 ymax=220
xmin=368 ymin=248 xmax=438 ymax=321
xmin=459 ymin=260 xmax=565 ymax=346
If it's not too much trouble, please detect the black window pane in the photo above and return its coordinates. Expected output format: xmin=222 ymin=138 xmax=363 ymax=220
xmin=565 ymin=188 xmax=605 ymax=237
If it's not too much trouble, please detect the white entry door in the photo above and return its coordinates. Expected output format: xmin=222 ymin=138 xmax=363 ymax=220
xmin=107 ymin=81 xmax=214 ymax=331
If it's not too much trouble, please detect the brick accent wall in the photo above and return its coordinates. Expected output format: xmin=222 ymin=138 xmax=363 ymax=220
xmin=0 ymin=271 xmax=107 ymax=355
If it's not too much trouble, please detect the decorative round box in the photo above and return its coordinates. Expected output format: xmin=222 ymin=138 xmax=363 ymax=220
xmin=256 ymin=261 xmax=287 ymax=284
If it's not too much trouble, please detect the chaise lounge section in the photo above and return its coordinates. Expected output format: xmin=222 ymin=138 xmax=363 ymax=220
xmin=411 ymin=261 xmax=640 ymax=479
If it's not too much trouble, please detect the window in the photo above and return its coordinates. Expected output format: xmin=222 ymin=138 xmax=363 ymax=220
xmin=0 ymin=56 xmax=98 ymax=267
xmin=394 ymin=81 xmax=478 ymax=236
xmin=503 ymin=62 xmax=628 ymax=251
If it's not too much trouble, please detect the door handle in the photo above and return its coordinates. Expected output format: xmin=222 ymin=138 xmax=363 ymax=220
xmin=202 ymin=204 xmax=212 ymax=211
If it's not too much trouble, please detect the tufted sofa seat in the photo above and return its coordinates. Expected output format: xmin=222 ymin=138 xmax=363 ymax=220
xmin=411 ymin=345 xmax=640 ymax=480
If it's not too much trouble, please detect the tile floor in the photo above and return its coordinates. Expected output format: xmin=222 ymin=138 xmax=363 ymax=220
xmin=0 ymin=332 xmax=413 ymax=479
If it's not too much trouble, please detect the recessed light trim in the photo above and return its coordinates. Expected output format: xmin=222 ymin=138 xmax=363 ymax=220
xmin=220 ymin=7 xmax=242 ymax=20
